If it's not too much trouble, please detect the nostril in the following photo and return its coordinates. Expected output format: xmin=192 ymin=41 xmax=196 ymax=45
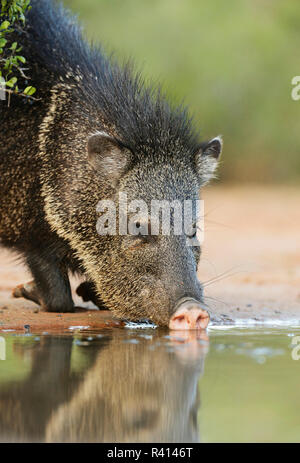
xmin=169 ymin=299 xmax=210 ymax=331
xmin=173 ymin=314 xmax=186 ymax=323
xmin=196 ymin=313 xmax=209 ymax=330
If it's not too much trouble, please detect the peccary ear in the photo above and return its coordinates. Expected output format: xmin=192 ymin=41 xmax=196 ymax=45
xmin=88 ymin=132 xmax=131 ymax=185
xmin=195 ymin=135 xmax=223 ymax=185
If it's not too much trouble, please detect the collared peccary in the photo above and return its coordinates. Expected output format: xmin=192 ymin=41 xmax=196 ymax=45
xmin=0 ymin=0 xmax=222 ymax=328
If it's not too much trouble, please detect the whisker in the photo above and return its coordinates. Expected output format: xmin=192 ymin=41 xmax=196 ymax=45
xmin=198 ymin=257 xmax=218 ymax=275
xmin=202 ymin=219 xmax=234 ymax=230
xmin=202 ymin=265 xmax=248 ymax=287
xmin=203 ymin=295 xmax=231 ymax=309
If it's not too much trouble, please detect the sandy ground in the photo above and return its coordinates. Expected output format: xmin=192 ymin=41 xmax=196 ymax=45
xmin=0 ymin=186 xmax=299 ymax=331
xmin=199 ymin=186 xmax=300 ymax=322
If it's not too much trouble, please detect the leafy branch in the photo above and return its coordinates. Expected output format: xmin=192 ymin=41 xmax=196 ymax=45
xmin=0 ymin=0 xmax=37 ymax=103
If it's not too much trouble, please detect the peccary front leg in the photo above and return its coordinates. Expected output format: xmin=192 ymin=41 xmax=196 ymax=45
xmin=13 ymin=251 xmax=74 ymax=312
xmin=76 ymin=281 xmax=107 ymax=310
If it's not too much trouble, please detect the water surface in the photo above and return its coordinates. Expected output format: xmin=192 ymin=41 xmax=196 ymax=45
xmin=0 ymin=325 xmax=299 ymax=442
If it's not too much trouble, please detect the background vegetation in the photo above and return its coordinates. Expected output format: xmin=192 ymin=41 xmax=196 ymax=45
xmin=61 ymin=0 xmax=300 ymax=183
xmin=0 ymin=0 xmax=36 ymax=100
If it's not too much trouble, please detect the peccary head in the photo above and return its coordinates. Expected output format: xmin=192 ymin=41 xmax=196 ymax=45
xmin=84 ymin=131 xmax=222 ymax=327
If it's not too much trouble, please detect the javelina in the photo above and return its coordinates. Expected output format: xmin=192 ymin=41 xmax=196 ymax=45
xmin=0 ymin=0 xmax=222 ymax=328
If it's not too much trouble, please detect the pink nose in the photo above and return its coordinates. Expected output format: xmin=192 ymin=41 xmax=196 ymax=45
xmin=169 ymin=299 xmax=209 ymax=330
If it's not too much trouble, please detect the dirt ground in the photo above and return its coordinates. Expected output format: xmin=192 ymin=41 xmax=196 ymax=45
xmin=199 ymin=186 xmax=300 ymax=322
xmin=0 ymin=186 xmax=299 ymax=331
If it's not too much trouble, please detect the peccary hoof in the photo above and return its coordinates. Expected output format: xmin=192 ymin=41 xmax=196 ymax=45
xmin=12 ymin=280 xmax=40 ymax=305
xmin=12 ymin=281 xmax=75 ymax=313
xmin=76 ymin=282 xmax=107 ymax=310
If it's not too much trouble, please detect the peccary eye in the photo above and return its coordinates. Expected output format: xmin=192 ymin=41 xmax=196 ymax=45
xmin=125 ymin=234 xmax=156 ymax=251
xmin=133 ymin=220 xmax=148 ymax=236
xmin=126 ymin=235 xmax=147 ymax=251
xmin=186 ymin=222 xmax=197 ymax=239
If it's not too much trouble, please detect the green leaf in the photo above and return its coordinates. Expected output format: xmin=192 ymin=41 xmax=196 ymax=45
xmin=10 ymin=41 xmax=17 ymax=50
xmin=16 ymin=55 xmax=25 ymax=63
xmin=6 ymin=76 xmax=17 ymax=87
xmin=0 ymin=20 xmax=10 ymax=30
xmin=24 ymin=85 xmax=36 ymax=96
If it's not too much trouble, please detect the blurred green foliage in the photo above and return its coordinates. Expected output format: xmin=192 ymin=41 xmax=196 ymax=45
xmin=63 ymin=0 xmax=300 ymax=183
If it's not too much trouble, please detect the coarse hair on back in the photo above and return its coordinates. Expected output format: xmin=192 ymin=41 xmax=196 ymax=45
xmin=26 ymin=0 xmax=200 ymax=157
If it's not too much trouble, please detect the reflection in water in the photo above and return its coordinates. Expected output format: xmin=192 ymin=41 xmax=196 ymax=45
xmin=0 ymin=330 xmax=208 ymax=443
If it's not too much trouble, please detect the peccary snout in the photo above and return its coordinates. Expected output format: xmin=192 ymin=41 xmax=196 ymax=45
xmin=169 ymin=298 xmax=209 ymax=330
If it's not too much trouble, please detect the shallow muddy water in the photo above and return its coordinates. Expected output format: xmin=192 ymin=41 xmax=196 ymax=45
xmin=0 ymin=324 xmax=299 ymax=442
